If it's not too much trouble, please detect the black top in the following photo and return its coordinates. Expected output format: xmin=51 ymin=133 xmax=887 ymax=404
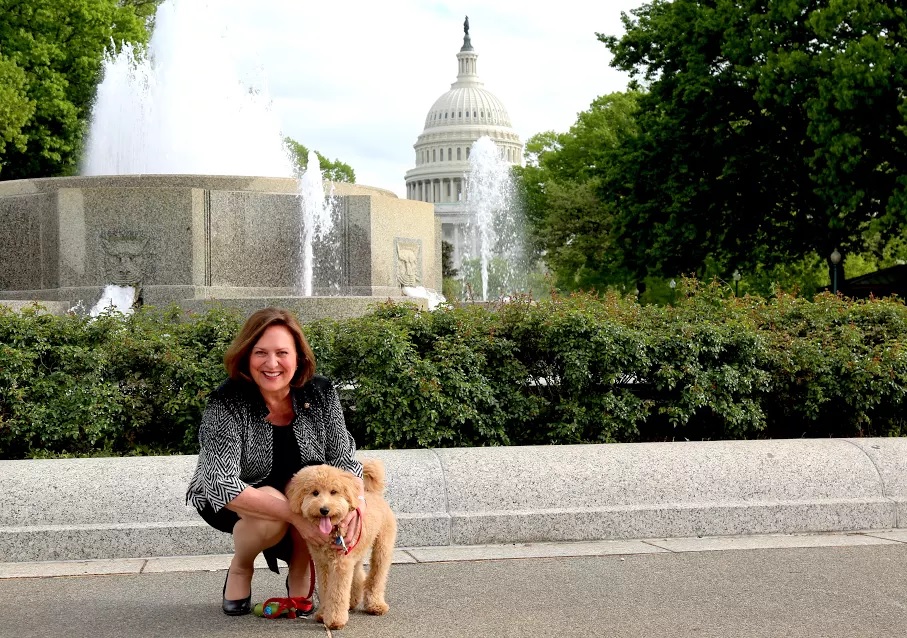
xmin=263 ymin=424 xmax=303 ymax=491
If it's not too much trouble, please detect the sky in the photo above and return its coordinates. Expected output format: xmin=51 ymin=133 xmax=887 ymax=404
xmin=215 ymin=1 xmax=644 ymax=198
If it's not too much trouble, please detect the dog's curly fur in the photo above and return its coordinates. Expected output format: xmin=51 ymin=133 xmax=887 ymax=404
xmin=286 ymin=459 xmax=397 ymax=629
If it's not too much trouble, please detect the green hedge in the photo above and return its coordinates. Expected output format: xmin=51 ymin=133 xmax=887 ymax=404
xmin=1 ymin=281 xmax=905 ymax=458
xmin=0 ymin=305 xmax=240 ymax=458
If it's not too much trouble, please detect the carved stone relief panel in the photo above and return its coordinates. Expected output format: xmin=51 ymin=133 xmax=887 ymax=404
xmin=99 ymin=231 xmax=151 ymax=285
xmin=395 ymin=238 xmax=423 ymax=287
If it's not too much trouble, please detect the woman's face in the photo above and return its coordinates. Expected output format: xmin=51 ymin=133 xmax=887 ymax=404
xmin=249 ymin=325 xmax=298 ymax=396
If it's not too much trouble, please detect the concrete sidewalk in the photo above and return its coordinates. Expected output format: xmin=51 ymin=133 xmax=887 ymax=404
xmin=3 ymin=531 xmax=907 ymax=638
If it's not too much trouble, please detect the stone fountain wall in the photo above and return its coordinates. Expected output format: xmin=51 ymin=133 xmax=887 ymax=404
xmin=0 ymin=175 xmax=440 ymax=319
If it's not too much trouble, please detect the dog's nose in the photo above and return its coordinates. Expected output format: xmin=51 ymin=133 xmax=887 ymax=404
xmin=319 ymin=507 xmax=330 ymax=516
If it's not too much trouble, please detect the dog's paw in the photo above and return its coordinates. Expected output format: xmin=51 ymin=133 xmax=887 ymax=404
xmin=323 ymin=611 xmax=349 ymax=630
xmin=315 ymin=612 xmax=324 ymax=624
xmin=364 ymin=601 xmax=389 ymax=616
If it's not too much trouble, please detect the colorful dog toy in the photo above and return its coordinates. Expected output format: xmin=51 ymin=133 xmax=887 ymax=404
xmin=253 ymin=596 xmax=309 ymax=619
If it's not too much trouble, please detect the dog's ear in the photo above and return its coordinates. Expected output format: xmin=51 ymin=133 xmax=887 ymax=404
xmin=285 ymin=473 xmax=308 ymax=515
xmin=342 ymin=472 xmax=361 ymax=510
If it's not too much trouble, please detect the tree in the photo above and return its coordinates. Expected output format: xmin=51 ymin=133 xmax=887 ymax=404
xmin=0 ymin=54 xmax=34 ymax=162
xmin=514 ymin=92 xmax=640 ymax=291
xmin=0 ymin=0 xmax=150 ymax=179
xmin=441 ymin=240 xmax=458 ymax=278
xmin=598 ymin=0 xmax=907 ymax=281
xmin=284 ymin=137 xmax=356 ymax=184
xmin=119 ymin=0 xmax=161 ymax=26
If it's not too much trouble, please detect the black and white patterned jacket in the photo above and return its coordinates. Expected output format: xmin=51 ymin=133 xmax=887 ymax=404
xmin=186 ymin=375 xmax=362 ymax=513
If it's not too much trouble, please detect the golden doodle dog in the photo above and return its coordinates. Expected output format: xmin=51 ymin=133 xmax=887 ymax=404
xmin=287 ymin=458 xmax=397 ymax=630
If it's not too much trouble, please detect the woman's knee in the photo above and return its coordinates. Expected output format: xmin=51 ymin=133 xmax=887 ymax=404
xmin=235 ymin=515 xmax=288 ymax=546
xmin=231 ymin=486 xmax=291 ymax=546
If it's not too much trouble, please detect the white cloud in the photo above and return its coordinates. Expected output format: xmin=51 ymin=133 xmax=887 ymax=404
xmin=214 ymin=0 xmax=641 ymax=196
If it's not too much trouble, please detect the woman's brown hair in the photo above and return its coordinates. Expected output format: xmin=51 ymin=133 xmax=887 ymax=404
xmin=223 ymin=307 xmax=315 ymax=388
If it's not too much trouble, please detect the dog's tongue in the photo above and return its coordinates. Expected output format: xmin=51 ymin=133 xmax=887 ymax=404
xmin=319 ymin=516 xmax=332 ymax=535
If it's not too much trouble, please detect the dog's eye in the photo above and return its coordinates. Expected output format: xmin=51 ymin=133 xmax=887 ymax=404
xmin=312 ymin=490 xmax=319 ymax=496
xmin=330 ymin=489 xmax=337 ymax=495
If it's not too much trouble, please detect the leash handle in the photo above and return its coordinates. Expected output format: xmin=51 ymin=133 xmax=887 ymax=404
xmin=259 ymin=596 xmax=297 ymax=619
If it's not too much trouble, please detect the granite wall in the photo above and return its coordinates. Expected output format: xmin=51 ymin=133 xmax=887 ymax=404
xmin=0 ymin=175 xmax=438 ymax=311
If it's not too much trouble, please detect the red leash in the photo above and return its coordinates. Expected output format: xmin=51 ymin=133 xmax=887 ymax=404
xmin=258 ymin=511 xmax=362 ymax=620
xmin=257 ymin=558 xmax=316 ymax=619
xmin=259 ymin=597 xmax=300 ymax=619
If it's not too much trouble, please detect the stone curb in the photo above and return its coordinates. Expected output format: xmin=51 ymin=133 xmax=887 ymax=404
xmin=1 ymin=438 xmax=905 ymax=562
xmin=2 ymin=529 xmax=906 ymax=580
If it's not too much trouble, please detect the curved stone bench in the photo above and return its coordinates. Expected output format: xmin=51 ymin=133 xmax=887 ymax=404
xmin=1 ymin=438 xmax=905 ymax=562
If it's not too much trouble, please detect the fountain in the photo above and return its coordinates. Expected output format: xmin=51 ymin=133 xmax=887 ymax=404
xmin=0 ymin=0 xmax=440 ymax=320
xmin=463 ymin=136 xmax=526 ymax=301
xmin=82 ymin=0 xmax=294 ymax=179
xmin=89 ymin=285 xmax=137 ymax=317
xmin=297 ymin=151 xmax=337 ymax=296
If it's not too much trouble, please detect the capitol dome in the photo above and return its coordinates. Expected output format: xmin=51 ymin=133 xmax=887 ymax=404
xmin=422 ymin=84 xmax=514 ymax=131
xmin=404 ymin=18 xmax=523 ymax=269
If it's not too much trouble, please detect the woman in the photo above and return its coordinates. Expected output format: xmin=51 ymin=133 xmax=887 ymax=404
xmin=186 ymin=307 xmax=365 ymax=616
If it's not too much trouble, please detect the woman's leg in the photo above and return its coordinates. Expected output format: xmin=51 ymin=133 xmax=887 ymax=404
xmin=287 ymin=525 xmax=314 ymax=598
xmin=224 ymin=486 xmax=289 ymax=600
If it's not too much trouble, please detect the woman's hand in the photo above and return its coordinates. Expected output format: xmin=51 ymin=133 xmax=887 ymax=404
xmin=290 ymin=513 xmax=329 ymax=546
xmin=336 ymin=495 xmax=365 ymax=550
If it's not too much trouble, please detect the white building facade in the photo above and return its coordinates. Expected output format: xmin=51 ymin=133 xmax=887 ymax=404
xmin=404 ymin=19 xmax=523 ymax=271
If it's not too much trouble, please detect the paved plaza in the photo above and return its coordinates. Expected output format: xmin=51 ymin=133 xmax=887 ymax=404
xmin=3 ymin=531 xmax=907 ymax=638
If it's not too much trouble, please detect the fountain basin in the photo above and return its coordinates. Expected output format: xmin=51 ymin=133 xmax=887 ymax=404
xmin=0 ymin=175 xmax=440 ymax=318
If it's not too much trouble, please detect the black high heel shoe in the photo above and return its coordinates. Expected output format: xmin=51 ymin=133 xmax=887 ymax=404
xmin=222 ymin=570 xmax=252 ymax=616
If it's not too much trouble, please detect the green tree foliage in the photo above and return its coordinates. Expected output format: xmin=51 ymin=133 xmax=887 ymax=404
xmin=441 ymin=241 xmax=458 ymax=278
xmin=514 ymin=92 xmax=640 ymax=291
xmin=597 ymin=0 xmax=907 ymax=281
xmin=285 ymin=137 xmax=356 ymax=184
xmin=119 ymin=0 xmax=162 ymax=26
xmin=0 ymin=0 xmax=150 ymax=179
xmin=0 ymin=53 xmax=34 ymax=162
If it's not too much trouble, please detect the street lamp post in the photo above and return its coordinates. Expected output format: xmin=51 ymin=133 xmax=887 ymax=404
xmin=830 ymin=248 xmax=842 ymax=294
xmin=669 ymin=278 xmax=676 ymax=303
xmin=732 ymin=269 xmax=741 ymax=297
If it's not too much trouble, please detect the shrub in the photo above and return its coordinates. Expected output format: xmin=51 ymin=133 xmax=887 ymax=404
xmin=0 ymin=303 xmax=242 ymax=458
xmin=1 ymin=283 xmax=905 ymax=459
